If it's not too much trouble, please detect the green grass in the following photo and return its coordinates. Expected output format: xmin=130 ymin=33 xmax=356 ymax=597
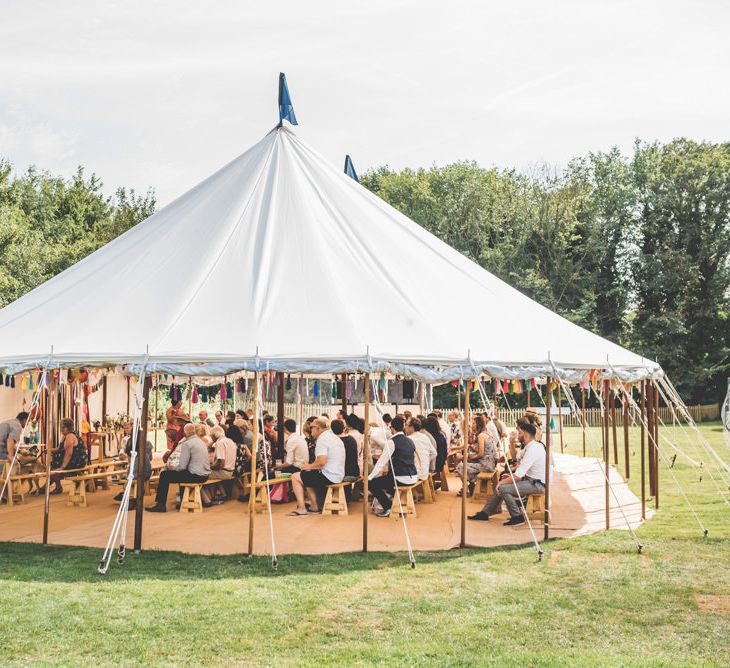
xmin=1 ymin=423 xmax=729 ymax=666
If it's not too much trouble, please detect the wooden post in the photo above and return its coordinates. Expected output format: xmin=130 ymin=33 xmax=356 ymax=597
xmin=647 ymin=381 xmax=656 ymax=498
xmin=493 ymin=383 xmax=498 ymax=421
xmin=133 ymin=375 xmax=152 ymax=553
xmin=460 ymin=383 xmax=470 ymax=548
xmin=102 ymin=375 xmax=108 ymax=430
xmin=340 ymin=374 xmax=347 ymax=416
xmin=640 ymin=380 xmax=646 ymax=520
xmin=581 ymin=388 xmax=586 ymax=457
xmin=623 ymin=391 xmax=630 ymax=479
xmin=126 ymin=376 xmax=130 ymax=416
xmin=654 ymin=381 xmax=660 ymax=509
xmin=247 ymin=375 xmax=259 ymax=556
xmin=527 ymin=387 xmax=531 ymax=409
xmin=362 ymin=374 xmax=370 ymax=552
xmin=188 ymin=376 xmax=193 ymax=418
xmin=544 ymin=378 xmax=552 ymax=541
xmin=457 ymin=385 xmax=461 ymax=413
xmin=557 ymin=384 xmax=564 ymax=453
xmin=42 ymin=370 xmax=57 ymax=544
xmin=277 ymin=372 xmax=285 ymax=460
xmin=611 ymin=389 xmax=618 ymax=465
xmin=154 ymin=379 xmax=159 ymax=451
xmin=418 ymin=381 xmax=424 ymax=415
xmin=298 ymin=374 xmax=304 ymax=434
xmin=604 ymin=380 xmax=610 ymax=530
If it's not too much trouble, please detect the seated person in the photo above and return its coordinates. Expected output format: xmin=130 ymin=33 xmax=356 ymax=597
xmin=146 ymin=422 xmax=210 ymax=512
xmin=331 ymin=419 xmax=360 ymax=480
xmin=201 ymin=426 xmax=240 ymax=505
xmin=114 ymin=420 xmax=153 ymax=508
xmin=45 ymin=418 xmax=88 ymax=494
xmin=454 ymin=415 xmax=498 ymax=496
xmin=198 ymin=409 xmax=216 ymax=428
xmin=344 ymin=413 xmax=365 ymax=474
xmin=405 ymin=417 xmax=437 ymax=482
xmin=288 ymin=418 xmax=345 ymax=516
xmin=368 ymin=413 xmax=392 ymax=461
xmin=368 ymin=416 xmax=418 ymax=518
xmin=423 ymin=415 xmax=448 ymax=479
xmin=162 ymin=414 xmax=190 ymax=463
xmin=275 ymin=419 xmax=308 ymax=473
xmin=469 ymin=418 xmax=546 ymax=526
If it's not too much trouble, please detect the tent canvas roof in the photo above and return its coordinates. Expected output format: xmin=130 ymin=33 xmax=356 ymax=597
xmin=0 ymin=127 xmax=660 ymax=382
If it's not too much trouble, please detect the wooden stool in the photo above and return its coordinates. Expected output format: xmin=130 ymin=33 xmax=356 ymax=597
xmin=179 ymin=480 xmax=222 ymax=513
xmin=413 ymin=477 xmax=435 ymax=503
xmin=67 ymin=478 xmax=88 ymax=507
xmin=526 ymin=493 xmax=545 ymax=515
xmin=391 ymin=485 xmax=417 ymax=519
xmin=473 ymin=471 xmax=496 ymax=502
xmin=439 ymin=465 xmax=450 ymax=492
xmin=322 ymin=482 xmax=350 ymax=515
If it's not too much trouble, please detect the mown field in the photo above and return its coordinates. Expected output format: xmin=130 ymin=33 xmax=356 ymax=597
xmin=1 ymin=423 xmax=729 ymax=666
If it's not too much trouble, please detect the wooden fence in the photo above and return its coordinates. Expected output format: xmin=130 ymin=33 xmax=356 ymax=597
xmin=488 ymin=403 xmax=719 ymax=428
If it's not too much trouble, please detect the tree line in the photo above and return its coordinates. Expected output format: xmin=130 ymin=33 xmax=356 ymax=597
xmin=362 ymin=139 xmax=730 ymax=405
xmin=1 ymin=139 xmax=728 ymax=404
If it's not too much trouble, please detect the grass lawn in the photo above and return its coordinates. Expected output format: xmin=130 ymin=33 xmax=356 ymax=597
xmin=1 ymin=423 xmax=729 ymax=666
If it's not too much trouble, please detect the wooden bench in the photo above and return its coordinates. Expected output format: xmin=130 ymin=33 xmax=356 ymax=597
xmin=413 ymin=475 xmax=435 ymax=504
xmin=391 ymin=484 xmax=417 ymax=519
xmin=526 ymin=492 xmax=545 ymax=516
xmin=473 ymin=470 xmax=498 ymax=502
xmin=1 ymin=471 xmax=47 ymax=506
xmin=251 ymin=475 xmax=292 ymax=513
xmin=321 ymin=480 xmax=357 ymax=516
xmin=66 ymin=470 xmax=122 ymax=507
xmin=179 ymin=479 xmax=229 ymax=513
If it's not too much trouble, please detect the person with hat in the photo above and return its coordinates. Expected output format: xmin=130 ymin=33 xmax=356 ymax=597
xmin=162 ymin=413 xmax=191 ymax=463
xmin=468 ymin=416 xmax=546 ymax=526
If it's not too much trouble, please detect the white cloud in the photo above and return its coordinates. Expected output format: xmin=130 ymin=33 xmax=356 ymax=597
xmin=0 ymin=0 xmax=728 ymax=203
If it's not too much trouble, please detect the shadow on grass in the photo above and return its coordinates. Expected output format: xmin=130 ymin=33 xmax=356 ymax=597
xmin=0 ymin=540 xmax=538 ymax=583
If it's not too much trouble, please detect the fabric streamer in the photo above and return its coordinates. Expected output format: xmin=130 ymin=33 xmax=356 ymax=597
xmin=313 ymin=380 xmax=319 ymax=398
xmin=286 ymin=375 xmax=292 ymax=391
xmin=192 ymin=386 xmax=199 ymax=404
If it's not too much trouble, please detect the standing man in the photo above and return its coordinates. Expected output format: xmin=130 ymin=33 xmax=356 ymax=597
xmin=468 ymin=418 xmax=545 ymax=526
xmin=0 ymin=411 xmax=29 ymax=473
xmin=288 ymin=418 xmax=345 ymax=516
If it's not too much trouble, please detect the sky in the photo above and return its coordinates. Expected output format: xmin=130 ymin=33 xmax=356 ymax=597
xmin=0 ymin=0 xmax=728 ymax=205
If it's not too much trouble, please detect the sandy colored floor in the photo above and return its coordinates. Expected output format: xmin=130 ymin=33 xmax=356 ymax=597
xmin=0 ymin=453 xmax=650 ymax=555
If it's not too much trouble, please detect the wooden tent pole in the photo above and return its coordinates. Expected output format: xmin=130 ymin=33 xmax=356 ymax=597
xmin=133 ymin=375 xmax=152 ymax=552
xmin=543 ymin=378 xmax=552 ymax=541
xmin=298 ymin=374 xmax=304 ymax=434
xmin=457 ymin=385 xmax=461 ymax=413
xmin=460 ymin=383 xmax=470 ymax=548
xmin=126 ymin=376 xmax=130 ymax=416
xmin=654 ymin=381 xmax=660 ymax=509
xmin=188 ymin=376 xmax=193 ymax=418
xmin=362 ymin=374 xmax=370 ymax=552
xmin=42 ymin=370 xmax=57 ymax=544
xmin=340 ymin=374 xmax=347 ymax=416
xmin=611 ymin=388 xmax=618 ymax=465
xmin=277 ymin=372 xmax=285 ymax=460
xmin=102 ymin=375 xmax=108 ymax=429
xmin=581 ymin=388 xmax=586 ymax=457
xmin=154 ymin=379 xmax=159 ymax=451
xmin=557 ymin=384 xmax=564 ymax=453
xmin=623 ymin=391 xmax=630 ymax=479
xmin=418 ymin=381 xmax=424 ymax=415
xmin=640 ymin=380 xmax=646 ymax=520
xmin=247 ymin=374 xmax=259 ymax=556
xmin=603 ymin=380 xmax=610 ymax=530
xmin=647 ymin=381 xmax=656 ymax=498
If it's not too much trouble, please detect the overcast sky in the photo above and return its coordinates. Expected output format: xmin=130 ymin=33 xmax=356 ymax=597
xmin=1 ymin=0 xmax=728 ymax=205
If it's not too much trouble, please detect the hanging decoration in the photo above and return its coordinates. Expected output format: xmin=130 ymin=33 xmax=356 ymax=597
xmin=192 ymin=386 xmax=199 ymax=404
xmin=286 ymin=374 xmax=292 ymax=391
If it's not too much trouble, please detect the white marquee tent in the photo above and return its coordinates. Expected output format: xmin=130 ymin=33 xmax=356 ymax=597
xmin=0 ymin=126 xmax=661 ymax=383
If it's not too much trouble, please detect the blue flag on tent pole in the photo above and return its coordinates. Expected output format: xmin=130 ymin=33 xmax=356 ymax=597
xmin=344 ymin=154 xmax=359 ymax=182
xmin=278 ymin=72 xmax=298 ymax=126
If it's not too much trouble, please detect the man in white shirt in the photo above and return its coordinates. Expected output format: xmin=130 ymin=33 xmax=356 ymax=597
xmin=276 ymin=419 xmax=309 ymax=472
xmin=201 ymin=426 xmax=238 ymax=505
xmin=368 ymin=413 xmax=392 ymax=459
xmin=405 ymin=417 xmax=437 ymax=481
xmin=469 ymin=419 xmax=546 ymax=526
xmin=289 ymin=418 xmax=345 ymax=516
xmin=368 ymin=416 xmax=418 ymax=517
